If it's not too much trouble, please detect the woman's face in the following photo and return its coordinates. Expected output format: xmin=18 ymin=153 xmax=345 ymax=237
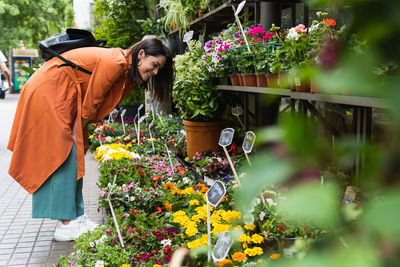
xmin=137 ymin=49 xmax=167 ymax=81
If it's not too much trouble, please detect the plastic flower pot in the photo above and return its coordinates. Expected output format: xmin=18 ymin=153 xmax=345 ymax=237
xmin=229 ymin=74 xmax=240 ymax=86
xmin=243 ymin=73 xmax=257 ymax=87
xmin=182 ymin=120 xmax=224 ymax=158
xmin=294 ymin=77 xmax=310 ymax=92
xmin=256 ymin=73 xmax=268 ymax=87
xmin=266 ymin=73 xmax=278 ymax=88
xmin=238 ymin=74 xmax=244 ymax=86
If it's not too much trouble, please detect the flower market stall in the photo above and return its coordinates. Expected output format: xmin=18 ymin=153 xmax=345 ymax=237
xmin=57 ymin=0 xmax=400 ymax=266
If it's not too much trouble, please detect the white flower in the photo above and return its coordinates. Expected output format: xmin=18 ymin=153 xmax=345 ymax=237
xmin=266 ymin=198 xmax=277 ymax=206
xmin=105 ymin=136 xmax=112 ymax=142
xmin=182 ymin=177 xmax=190 ymax=184
xmin=130 ymin=196 xmax=136 ymax=201
xmin=259 ymin=211 xmax=266 ymax=221
xmin=161 ymin=239 xmax=172 ymax=247
xmin=95 ymin=235 xmax=107 ymax=245
xmin=309 ymin=23 xmax=319 ymax=32
xmin=90 ymin=242 xmax=95 ymax=247
xmin=135 ymin=187 xmax=142 ymax=193
xmin=243 ymin=213 xmax=254 ymax=225
xmin=286 ymin=28 xmax=299 ymax=39
xmin=95 ymin=260 xmax=105 ymax=267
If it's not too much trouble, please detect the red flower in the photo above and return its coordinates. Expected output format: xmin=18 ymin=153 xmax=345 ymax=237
xmin=304 ymin=225 xmax=310 ymax=232
xmin=157 ymin=206 xmax=162 ymax=214
xmin=278 ymin=224 xmax=286 ymax=232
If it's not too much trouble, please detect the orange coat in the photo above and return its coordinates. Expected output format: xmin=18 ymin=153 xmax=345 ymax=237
xmin=8 ymin=47 xmax=135 ymax=194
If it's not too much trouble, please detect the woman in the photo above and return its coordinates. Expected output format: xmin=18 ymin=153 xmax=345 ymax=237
xmin=7 ymin=38 xmax=174 ymax=241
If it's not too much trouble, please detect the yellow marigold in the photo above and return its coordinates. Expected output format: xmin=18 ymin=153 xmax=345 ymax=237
xmin=232 ymin=252 xmax=247 ymax=262
xmin=270 ymin=253 xmax=281 ymax=260
xmin=185 ymin=226 xmax=198 ymax=237
xmin=89 ymin=135 xmax=94 ymax=139
xmin=181 ymin=187 xmax=194 ymax=194
xmin=218 ymin=259 xmax=233 ymax=267
xmin=187 ymin=234 xmax=208 ymax=250
xmin=165 ymin=202 xmax=172 ymax=211
xmin=211 ymin=223 xmax=231 ymax=234
xmin=242 ymin=242 xmax=248 ymax=249
xmin=238 ymin=234 xmax=251 ymax=243
xmin=189 ymin=199 xmax=200 ymax=206
xmin=244 ymin=247 xmax=263 ymax=257
xmin=244 ymin=224 xmax=256 ymax=230
xmin=152 ymin=265 xmax=161 ymax=267
xmin=251 ymin=233 xmax=264 ymax=244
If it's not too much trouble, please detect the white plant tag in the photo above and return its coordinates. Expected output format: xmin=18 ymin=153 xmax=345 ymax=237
xmin=212 ymin=231 xmax=233 ymax=262
xmin=232 ymin=106 xmax=243 ymax=116
xmin=294 ymin=77 xmax=301 ymax=87
xmin=219 ymin=128 xmax=235 ymax=147
xmin=206 ymin=180 xmax=226 ymax=207
xmin=183 ymin=30 xmax=194 ymax=42
xmin=242 ymin=131 xmax=256 ymax=153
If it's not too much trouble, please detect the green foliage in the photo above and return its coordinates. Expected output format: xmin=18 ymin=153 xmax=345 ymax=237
xmin=173 ymin=40 xmax=228 ymax=121
xmin=92 ymin=0 xmax=149 ymax=48
xmin=0 ymin=0 xmax=73 ymax=54
xmin=119 ymin=86 xmax=144 ymax=105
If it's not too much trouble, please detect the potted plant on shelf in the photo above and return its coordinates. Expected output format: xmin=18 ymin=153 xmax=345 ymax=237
xmin=173 ymin=40 xmax=232 ymax=158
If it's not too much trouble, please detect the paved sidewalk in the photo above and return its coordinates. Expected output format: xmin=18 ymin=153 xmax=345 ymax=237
xmin=0 ymin=92 xmax=105 ymax=266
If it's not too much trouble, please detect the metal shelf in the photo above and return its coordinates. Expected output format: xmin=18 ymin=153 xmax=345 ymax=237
xmin=217 ymin=85 xmax=388 ymax=109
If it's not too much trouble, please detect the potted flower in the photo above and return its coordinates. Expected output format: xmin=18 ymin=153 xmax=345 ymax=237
xmin=173 ymin=40 xmax=232 ymax=158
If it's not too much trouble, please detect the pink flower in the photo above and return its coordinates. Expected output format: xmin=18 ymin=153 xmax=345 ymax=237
xmin=316 ymin=11 xmax=322 ymax=17
xmin=100 ymin=188 xmax=107 ymax=198
xmin=294 ymin=24 xmax=307 ymax=33
xmin=263 ymin=32 xmax=270 ymax=41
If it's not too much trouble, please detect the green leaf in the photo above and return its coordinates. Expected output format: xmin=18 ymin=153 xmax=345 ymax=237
xmin=360 ymin=189 xmax=400 ymax=242
xmin=236 ymin=154 xmax=294 ymax=213
xmin=277 ymin=183 xmax=340 ymax=226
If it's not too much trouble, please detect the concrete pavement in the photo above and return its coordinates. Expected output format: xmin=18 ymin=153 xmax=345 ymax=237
xmin=0 ymin=91 xmax=105 ymax=266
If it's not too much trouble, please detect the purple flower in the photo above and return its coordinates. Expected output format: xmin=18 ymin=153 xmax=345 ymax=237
xmin=204 ymin=41 xmax=213 ymax=53
xmin=233 ymin=31 xmax=242 ymax=40
xmin=215 ymin=37 xmax=223 ymax=45
xmin=244 ymin=27 xmax=251 ymax=32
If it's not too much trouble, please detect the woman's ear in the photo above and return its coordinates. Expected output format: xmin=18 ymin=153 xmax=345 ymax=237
xmin=138 ymin=49 xmax=145 ymax=61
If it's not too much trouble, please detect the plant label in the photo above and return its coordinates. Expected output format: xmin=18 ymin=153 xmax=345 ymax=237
xmin=235 ymin=1 xmax=246 ymax=16
xmin=120 ymin=109 xmax=126 ymax=118
xmin=232 ymin=106 xmax=243 ymax=116
xmin=242 ymin=131 xmax=256 ymax=153
xmin=206 ymin=180 xmax=226 ymax=207
xmin=212 ymin=231 xmax=233 ymax=262
xmin=138 ymin=104 xmax=144 ymax=111
xmin=109 ymin=109 xmax=118 ymax=123
xmin=183 ymin=30 xmax=194 ymax=42
xmin=219 ymin=128 xmax=235 ymax=147
xmin=138 ymin=115 xmax=146 ymax=123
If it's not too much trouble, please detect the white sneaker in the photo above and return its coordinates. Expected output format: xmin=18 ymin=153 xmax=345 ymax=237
xmin=77 ymin=214 xmax=99 ymax=232
xmin=53 ymin=220 xmax=84 ymax=242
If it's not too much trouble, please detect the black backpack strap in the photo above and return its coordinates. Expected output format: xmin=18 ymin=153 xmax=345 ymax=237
xmin=45 ymin=47 xmax=92 ymax=75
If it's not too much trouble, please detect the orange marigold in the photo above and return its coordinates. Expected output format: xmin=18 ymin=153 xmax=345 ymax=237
xmin=232 ymin=252 xmax=247 ymax=262
xmin=270 ymin=253 xmax=281 ymax=260
xmin=165 ymin=202 xmax=172 ymax=211
xmin=322 ymin=18 xmax=336 ymax=26
xmin=163 ymin=182 xmax=175 ymax=189
xmin=218 ymin=259 xmax=233 ymax=267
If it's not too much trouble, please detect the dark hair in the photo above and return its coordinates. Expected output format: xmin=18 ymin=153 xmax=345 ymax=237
xmin=127 ymin=38 xmax=174 ymax=102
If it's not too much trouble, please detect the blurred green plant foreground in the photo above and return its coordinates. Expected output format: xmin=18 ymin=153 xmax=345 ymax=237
xmin=236 ymin=0 xmax=400 ymax=266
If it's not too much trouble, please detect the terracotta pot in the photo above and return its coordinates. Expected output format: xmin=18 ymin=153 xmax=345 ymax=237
xmin=266 ymin=73 xmax=278 ymax=88
xmin=242 ymin=73 xmax=257 ymax=87
xmin=238 ymin=74 xmax=244 ymax=86
xmin=310 ymin=80 xmax=320 ymax=93
xmin=294 ymin=77 xmax=310 ymax=92
xmin=278 ymin=71 xmax=289 ymax=89
xmin=229 ymin=74 xmax=240 ymax=86
xmin=256 ymin=73 xmax=268 ymax=87
xmin=182 ymin=120 xmax=224 ymax=158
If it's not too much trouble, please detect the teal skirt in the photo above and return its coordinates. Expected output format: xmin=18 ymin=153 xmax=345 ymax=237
xmin=32 ymin=144 xmax=84 ymax=220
